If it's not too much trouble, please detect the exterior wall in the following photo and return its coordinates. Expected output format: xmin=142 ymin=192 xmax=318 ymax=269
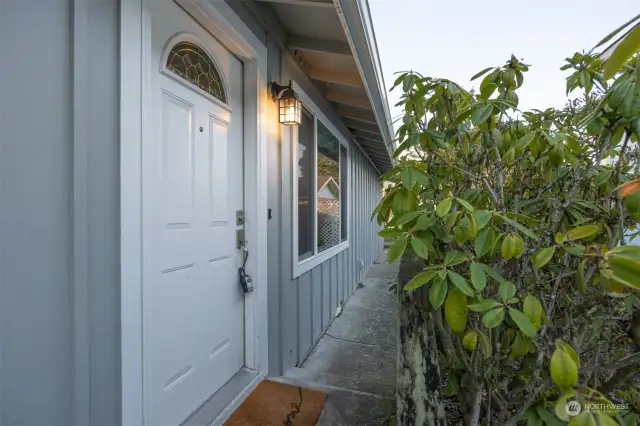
xmin=275 ymin=103 xmax=384 ymax=374
xmin=0 ymin=2 xmax=384 ymax=424
xmin=265 ymin=34 xmax=285 ymax=380
xmin=0 ymin=1 xmax=121 ymax=425
xmin=258 ymin=26 xmax=385 ymax=375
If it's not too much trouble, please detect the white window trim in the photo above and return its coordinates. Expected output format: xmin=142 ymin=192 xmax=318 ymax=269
xmin=291 ymin=81 xmax=350 ymax=279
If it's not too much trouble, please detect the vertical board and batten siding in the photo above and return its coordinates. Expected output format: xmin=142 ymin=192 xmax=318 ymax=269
xmin=260 ymin=36 xmax=384 ymax=375
xmin=273 ymin=144 xmax=382 ymax=375
xmin=0 ymin=4 xmax=73 ymax=423
xmin=0 ymin=1 xmax=121 ymax=424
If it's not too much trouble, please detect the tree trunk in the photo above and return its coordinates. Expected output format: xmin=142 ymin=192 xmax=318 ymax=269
xmin=397 ymin=249 xmax=446 ymax=426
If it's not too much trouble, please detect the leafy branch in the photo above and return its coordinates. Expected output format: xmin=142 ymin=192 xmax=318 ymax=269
xmin=380 ymin=42 xmax=640 ymax=426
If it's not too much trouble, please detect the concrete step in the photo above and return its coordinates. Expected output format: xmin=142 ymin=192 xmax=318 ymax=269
xmin=279 ymin=367 xmax=395 ymax=399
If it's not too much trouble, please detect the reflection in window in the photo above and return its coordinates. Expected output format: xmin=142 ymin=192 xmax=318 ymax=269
xmin=317 ymin=121 xmax=341 ymax=252
xmin=297 ymin=107 xmax=315 ymax=260
xmin=340 ymin=145 xmax=348 ymax=242
xmin=166 ymin=41 xmax=226 ymax=103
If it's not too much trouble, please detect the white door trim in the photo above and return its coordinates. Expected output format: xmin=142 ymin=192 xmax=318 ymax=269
xmin=120 ymin=1 xmax=269 ymax=425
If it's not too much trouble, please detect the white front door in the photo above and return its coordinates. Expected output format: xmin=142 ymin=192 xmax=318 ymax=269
xmin=142 ymin=1 xmax=245 ymax=425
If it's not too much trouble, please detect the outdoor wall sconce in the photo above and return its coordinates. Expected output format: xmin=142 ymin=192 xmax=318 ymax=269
xmin=270 ymin=80 xmax=302 ymax=126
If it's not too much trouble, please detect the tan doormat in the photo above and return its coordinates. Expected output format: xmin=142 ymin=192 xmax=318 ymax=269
xmin=224 ymin=380 xmax=327 ymax=426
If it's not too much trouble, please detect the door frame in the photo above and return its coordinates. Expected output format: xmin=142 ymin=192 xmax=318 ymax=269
xmin=120 ymin=1 xmax=269 ymax=424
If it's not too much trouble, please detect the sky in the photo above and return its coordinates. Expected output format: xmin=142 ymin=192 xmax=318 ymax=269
xmin=369 ymin=0 xmax=638 ymax=126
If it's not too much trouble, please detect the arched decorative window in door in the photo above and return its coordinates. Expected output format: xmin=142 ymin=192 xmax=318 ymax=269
xmin=165 ymin=40 xmax=227 ymax=103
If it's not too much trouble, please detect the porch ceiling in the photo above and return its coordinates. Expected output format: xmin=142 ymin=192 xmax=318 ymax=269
xmin=252 ymin=0 xmax=393 ymax=173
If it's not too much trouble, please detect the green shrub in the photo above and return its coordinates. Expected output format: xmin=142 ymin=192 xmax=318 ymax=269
xmin=377 ymin=50 xmax=640 ymax=425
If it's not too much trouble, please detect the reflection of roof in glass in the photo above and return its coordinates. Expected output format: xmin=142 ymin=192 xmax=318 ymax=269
xmin=317 ymin=121 xmax=340 ymax=161
xmin=318 ymin=176 xmax=340 ymax=199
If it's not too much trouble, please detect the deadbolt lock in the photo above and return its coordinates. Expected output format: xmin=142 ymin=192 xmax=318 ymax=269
xmin=237 ymin=229 xmax=245 ymax=250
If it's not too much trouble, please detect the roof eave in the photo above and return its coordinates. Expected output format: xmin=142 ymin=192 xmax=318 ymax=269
xmin=333 ymin=0 xmax=395 ymax=169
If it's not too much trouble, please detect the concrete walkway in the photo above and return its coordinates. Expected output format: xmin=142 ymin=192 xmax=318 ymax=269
xmin=272 ymin=249 xmax=399 ymax=425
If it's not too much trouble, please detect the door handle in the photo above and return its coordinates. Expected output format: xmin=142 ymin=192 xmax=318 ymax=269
xmin=237 ymin=239 xmax=253 ymax=292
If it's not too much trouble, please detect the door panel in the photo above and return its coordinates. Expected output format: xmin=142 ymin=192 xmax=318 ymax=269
xmin=161 ymin=92 xmax=195 ymax=228
xmin=143 ymin=1 xmax=245 ymax=425
xmin=208 ymin=117 xmax=228 ymax=226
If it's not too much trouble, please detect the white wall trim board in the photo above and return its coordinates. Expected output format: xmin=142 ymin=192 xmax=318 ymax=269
xmin=120 ymin=0 xmax=270 ymax=424
xmin=120 ymin=1 xmax=144 ymax=424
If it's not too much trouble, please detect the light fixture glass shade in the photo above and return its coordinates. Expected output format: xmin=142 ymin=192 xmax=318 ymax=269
xmin=279 ymin=95 xmax=302 ymax=125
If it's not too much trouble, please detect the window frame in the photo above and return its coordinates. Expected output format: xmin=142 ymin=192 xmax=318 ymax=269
xmin=160 ymin=32 xmax=231 ymax=111
xmin=291 ymin=81 xmax=350 ymax=279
